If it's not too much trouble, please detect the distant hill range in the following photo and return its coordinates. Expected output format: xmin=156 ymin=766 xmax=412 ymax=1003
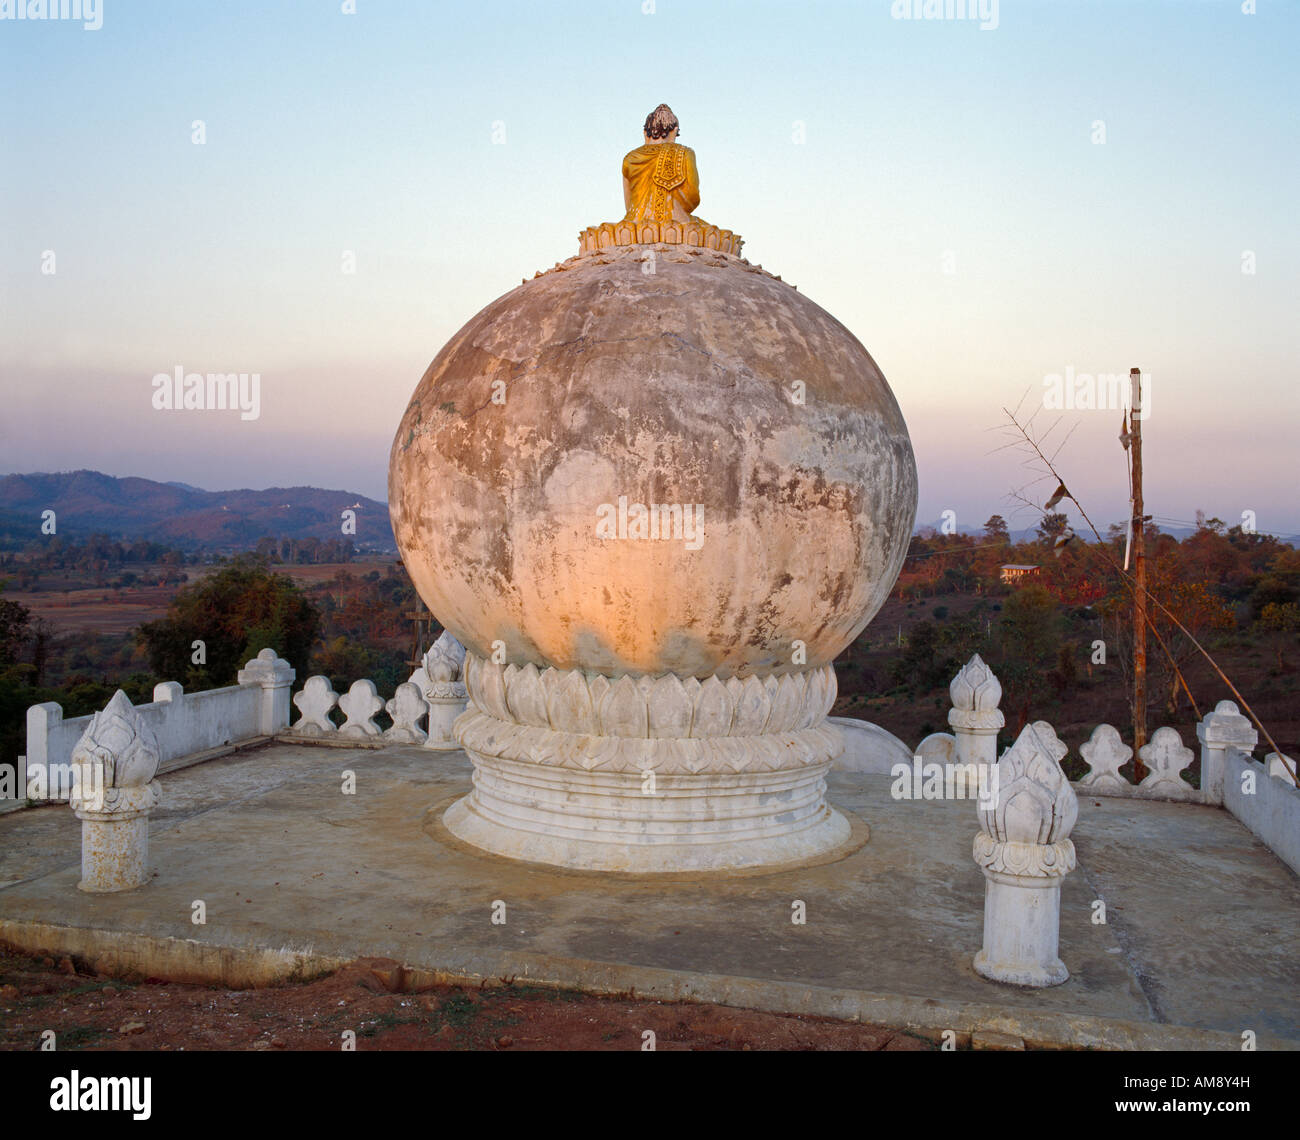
xmin=0 ymin=470 xmax=394 ymax=551
xmin=917 ymin=519 xmax=1193 ymax=543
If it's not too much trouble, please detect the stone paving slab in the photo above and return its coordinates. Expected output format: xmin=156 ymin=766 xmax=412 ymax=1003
xmin=0 ymin=742 xmax=1296 ymax=1049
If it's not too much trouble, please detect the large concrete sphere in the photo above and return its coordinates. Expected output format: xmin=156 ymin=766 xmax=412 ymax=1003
xmin=389 ymin=245 xmax=917 ymax=679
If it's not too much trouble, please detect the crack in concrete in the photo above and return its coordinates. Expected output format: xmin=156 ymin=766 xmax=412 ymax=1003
xmin=1073 ymin=843 xmax=1166 ymax=1024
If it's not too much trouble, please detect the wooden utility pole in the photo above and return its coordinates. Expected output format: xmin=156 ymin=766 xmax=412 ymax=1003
xmin=406 ymin=594 xmax=432 ymax=669
xmin=1129 ymin=366 xmax=1148 ymax=773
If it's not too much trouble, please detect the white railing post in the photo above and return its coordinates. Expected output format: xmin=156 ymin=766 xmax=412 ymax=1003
xmin=1196 ymin=700 xmax=1257 ymax=805
xmin=384 ymin=683 xmax=430 ymax=744
xmin=289 ymin=676 xmax=340 ymax=737
xmin=338 ymin=680 xmax=384 ymax=738
xmin=237 ymin=649 xmax=297 ymax=736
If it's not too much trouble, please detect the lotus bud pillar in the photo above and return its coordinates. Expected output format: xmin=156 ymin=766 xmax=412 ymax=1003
xmin=67 ymin=691 xmax=162 ymax=893
xmin=973 ymin=721 xmax=1078 ymax=987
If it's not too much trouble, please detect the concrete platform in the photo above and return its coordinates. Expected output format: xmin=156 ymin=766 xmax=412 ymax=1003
xmin=1 ymin=741 xmax=1297 ymax=1050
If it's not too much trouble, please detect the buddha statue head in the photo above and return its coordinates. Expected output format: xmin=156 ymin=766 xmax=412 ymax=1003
xmin=643 ymin=103 xmax=679 ymax=142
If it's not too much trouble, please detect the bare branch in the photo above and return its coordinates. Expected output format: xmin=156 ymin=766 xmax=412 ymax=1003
xmin=998 ymin=404 xmax=1293 ymax=782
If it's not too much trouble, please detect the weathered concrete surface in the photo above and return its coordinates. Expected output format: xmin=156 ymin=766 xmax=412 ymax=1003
xmin=1 ymin=742 xmax=1296 ymax=1049
xmin=388 ymin=243 xmax=918 ymax=679
xmin=1070 ymin=789 xmax=1299 ymax=1043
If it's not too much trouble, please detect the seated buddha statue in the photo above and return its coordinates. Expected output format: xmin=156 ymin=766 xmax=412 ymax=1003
xmin=622 ymin=104 xmax=706 ymax=226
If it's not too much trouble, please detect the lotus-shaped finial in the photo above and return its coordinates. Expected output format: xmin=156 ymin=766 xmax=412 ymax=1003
xmin=950 ymin=654 xmax=1002 ymax=712
xmin=977 ymin=720 xmax=1076 ymax=846
xmin=71 ymin=690 xmax=160 ymax=788
xmin=424 ymin=631 xmax=467 ymax=683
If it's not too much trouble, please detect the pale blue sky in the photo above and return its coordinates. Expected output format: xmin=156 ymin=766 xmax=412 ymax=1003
xmin=2 ymin=0 xmax=1297 ymax=537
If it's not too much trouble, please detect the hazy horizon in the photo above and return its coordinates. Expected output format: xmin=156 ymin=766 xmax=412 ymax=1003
xmin=3 ymin=0 xmax=1297 ymax=537
xmin=3 ymin=465 xmax=1294 ymax=545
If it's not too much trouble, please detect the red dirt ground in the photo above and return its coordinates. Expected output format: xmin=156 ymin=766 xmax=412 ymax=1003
xmin=0 ymin=951 xmax=936 ymax=1052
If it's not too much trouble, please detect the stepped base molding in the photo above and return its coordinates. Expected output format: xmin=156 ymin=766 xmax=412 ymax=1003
xmin=444 ymin=655 xmax=853 ymax=872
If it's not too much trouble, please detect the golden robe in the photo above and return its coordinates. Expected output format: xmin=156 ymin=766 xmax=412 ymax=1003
xmin=622 ymin=142 xmax=702 ymax=224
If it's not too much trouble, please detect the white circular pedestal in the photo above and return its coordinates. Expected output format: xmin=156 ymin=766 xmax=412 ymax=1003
xmin=444 ymin=655 xmax=854 ymax=872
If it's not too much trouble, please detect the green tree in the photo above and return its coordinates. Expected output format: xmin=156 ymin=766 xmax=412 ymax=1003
xmin=993 ymin=582 xmax=1062 ymax=730
xmin=0 ymin=592 xmax=31 ymax=667
xmin=137 ymin=558 xmax=320 ymax=688
xmin=1035 ymin=512 xmax=1069 ymax=543
xmin=983 ymin=515 xmax=1009 ymax=541
xmin=1257 ymin=601 xmax=1300 ymax=673
xmin=890 ymin=620 xmax=948 ymax=696
xmin=1248 ymin=573 xmax=1300 ymax=622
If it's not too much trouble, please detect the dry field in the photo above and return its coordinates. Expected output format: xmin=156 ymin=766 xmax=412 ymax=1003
xmin=9 ymin=561 xmax=400 ymax=638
